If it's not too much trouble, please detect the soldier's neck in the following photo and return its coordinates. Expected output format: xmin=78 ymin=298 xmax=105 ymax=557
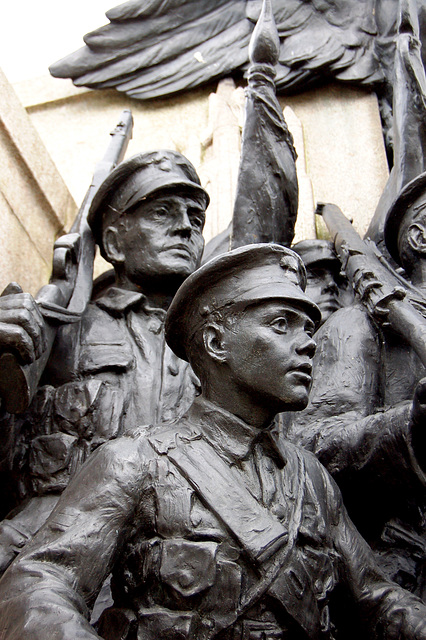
xmin=203 ymin=386 xmax=275 ymax=430
xmin=114 ymin=274 xmax=176 ymax=311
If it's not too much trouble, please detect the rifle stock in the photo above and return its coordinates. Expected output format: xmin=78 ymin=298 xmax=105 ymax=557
xmin=318 ymin=203 xmax=426 ymax=367
xmin=0 ymin=110 xmax=133 ymax=414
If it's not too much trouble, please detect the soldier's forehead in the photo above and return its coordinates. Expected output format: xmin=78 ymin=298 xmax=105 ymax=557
xmin=239 ymin=299 xmax=314 ymax=319
xmin=133 ymin=190 xmax=205 ymax=207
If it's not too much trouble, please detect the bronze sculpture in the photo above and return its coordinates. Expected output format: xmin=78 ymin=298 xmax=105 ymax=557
xmin=48 ymin=0 xmax=420 ymax=101
xmin=0 ymin=0 xmax=425 ymax=635
xmin=0 ymin=150 xmax=209 ymax=573
xmin=286 ymin=0 xmax=426 ymax=598
xmin=0 ymin=244 xmax=425 ymax=640
xmin=292 ymin=240 xmax=349 ymax=327
xmin=46 ymin=0 xmax=426 ymax=159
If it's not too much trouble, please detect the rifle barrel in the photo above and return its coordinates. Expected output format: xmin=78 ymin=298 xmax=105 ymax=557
xmin=318 ymin=202 xmax=426 ymax=368
xmin=0 ymin=110 xmax=133 ymax=414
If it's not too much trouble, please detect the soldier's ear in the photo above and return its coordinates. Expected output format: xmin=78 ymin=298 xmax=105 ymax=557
xmin=203 ymin=324 xmax=227 ymax=364
xmin=103 ymin=225 xmax=126 ymax=265
xmin=407 ymin=222 xmax=426 ymax=255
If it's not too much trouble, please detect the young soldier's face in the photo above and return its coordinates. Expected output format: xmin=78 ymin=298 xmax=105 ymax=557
xmin=115 ymin=192 xmax=206 ymax=285
xmin=223 ymin=300 xmax=316 ymax=414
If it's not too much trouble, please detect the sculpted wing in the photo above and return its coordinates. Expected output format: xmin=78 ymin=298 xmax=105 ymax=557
xmin=49 ymin=0 xmax=251 ymax=99
xmin=274 ymin=0 xmax=383 ymax=90
xmin=49 ymin=0 xmax=386 ymax=99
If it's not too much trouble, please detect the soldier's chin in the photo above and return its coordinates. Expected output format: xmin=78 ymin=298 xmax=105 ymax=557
xmin=153 ymin=264 xmax=197 ymax=291
xmin=286 ymin=397 xmax=309 ymax=412
xmin=283 ymin=389 xmax=310 ymax=412
xmin=162 ymin=253 xmax=199 ymax=275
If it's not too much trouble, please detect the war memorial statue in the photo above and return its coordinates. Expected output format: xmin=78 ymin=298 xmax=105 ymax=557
xmin=0 ymin=0 xmax=426 ymax=637
xmin=0 ymin=243 xmax=426 ymax=640
xmin=0 ymin=147 xmax=210 ymax=573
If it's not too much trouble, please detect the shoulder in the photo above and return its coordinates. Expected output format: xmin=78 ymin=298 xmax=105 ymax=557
xmin=317 ymin=303 xmax=379 ymax=349
xmin=278 ymin=436 xmax=331 ymax=484
xmin=279 ymin=437 xmax=343 ymax=517
xmin=98 ymin=424 xmax=155 ymax=460
xmin=80 ymin=428 xmax=155 ymax=490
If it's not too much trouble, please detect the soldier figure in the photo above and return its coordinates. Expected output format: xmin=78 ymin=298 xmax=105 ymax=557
xmin=0 ymin=244 xmax=425 ymax=640
xmin=287 ymin=180 xmax=426 ymax=598
xmin=0 ymin=150 xmax=209 ymax=572
xmin=292 ymin=239 xmax=354 ymax=327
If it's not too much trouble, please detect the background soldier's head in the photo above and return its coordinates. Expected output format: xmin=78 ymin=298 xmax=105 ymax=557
xmin=384 ymin=173 xmax=426 ymax=278
xmin=166 ymin=244 xmax=320 ymax=427
xmin=88 ymin=150 xmax=209 ymax=294
xmin=292 ymin=239 xmax=345 ymax=326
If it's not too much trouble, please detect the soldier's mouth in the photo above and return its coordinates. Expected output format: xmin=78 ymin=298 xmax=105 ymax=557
xmin=164 ymin=244 xmax=193 ymax=256
xmin=319 ymin=298 xmax=340 ymax=310
xmin=290 ymin=363 xmax=312 ymax=383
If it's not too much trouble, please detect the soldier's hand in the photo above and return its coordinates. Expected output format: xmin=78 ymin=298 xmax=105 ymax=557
xmin=0 ymin=283 xmax=47 ymax=365
xmin=411 ymin=377 xmax=426 ymax=471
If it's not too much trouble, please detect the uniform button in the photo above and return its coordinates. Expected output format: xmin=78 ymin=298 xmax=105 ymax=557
xmin=271 ymin=504 xmax=286 ymax=520
xmin=168 ymin=363 xmax=179 ymax=376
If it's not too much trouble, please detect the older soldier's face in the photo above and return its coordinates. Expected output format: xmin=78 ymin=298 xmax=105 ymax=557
xmin=223 ymin=300 xmax=316 ymax=414
xmin=118 ymin=191 xmax=206 ymax=285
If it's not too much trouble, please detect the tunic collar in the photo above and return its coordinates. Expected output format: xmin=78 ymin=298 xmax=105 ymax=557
xmin=95 ymin=286 xmax=166 ymax=321
xmin=188 ymin=396 xmax=284 ymax=467
xmin=96 ymin=286 xmax=144 ymax=315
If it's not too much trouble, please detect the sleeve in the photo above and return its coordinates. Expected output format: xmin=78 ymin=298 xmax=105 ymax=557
xmin=325 ymin=467 xmax=426 ymax=640
xmin=0 ymin=436 xmax=145 ymax=640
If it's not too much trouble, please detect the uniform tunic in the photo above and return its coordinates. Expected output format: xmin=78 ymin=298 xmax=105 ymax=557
xmin=0 ymin=397 xmax=425 ymax=640
xmin=0 ymin=286 xmax=199 ymax=572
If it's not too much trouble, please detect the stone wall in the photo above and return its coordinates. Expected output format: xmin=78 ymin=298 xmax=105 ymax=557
xmin=0 ymin=69 xmax=76 ymax=295
xmin=2 ymin=68 xmax=390 ymax=293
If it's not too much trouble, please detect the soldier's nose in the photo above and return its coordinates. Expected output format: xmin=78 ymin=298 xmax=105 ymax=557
xmin=321 ymin=277 xmax=338 ymax=296
xmin=173 ymin=208 xmax=193 ymax=236
xmin=296 ymin=335 xmax=316 ymax=358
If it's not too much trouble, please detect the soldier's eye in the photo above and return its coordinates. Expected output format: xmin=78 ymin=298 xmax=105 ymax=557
xmin=305 ymin=322 xmax=315 ymax=338
xmin=270 ymin=317 xmax=288 ymax=334
xmin=189 ymin=210 xmax=205 ymax=228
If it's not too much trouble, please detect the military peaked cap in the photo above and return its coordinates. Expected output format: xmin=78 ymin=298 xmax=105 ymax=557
xmin=292 ymin=239 xmax=340 ymax=271
xmin=166 ymin=243 xmax=321 ymax=362
xmin=88 ymin=150 xmax=209 ymax=246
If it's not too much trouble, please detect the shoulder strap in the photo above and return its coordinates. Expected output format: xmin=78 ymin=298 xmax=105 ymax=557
xmin=149 ymin=432 xmax=288 ymax=563
xmin=149 ymin=431 xmax=323 ymax=639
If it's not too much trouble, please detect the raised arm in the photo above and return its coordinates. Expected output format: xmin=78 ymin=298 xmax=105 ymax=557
xmin=288 ymin=304 xmax=425 ymax=486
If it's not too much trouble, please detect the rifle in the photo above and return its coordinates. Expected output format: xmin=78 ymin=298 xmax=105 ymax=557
xmin=0 ymin=110 xmax=134 ymax=414
xmin=317 ymin=202 xmax=426 ymax=368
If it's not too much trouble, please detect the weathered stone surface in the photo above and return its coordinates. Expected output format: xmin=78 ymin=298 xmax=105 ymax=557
xmin=282 ymin=85 xmax=389 ymax=239
xmin=0 ymin=68 xmax=77 ymax=294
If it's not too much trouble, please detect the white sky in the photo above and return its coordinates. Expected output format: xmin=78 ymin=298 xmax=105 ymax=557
xmin=0 ymin=0 xmax=113 ymax=83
